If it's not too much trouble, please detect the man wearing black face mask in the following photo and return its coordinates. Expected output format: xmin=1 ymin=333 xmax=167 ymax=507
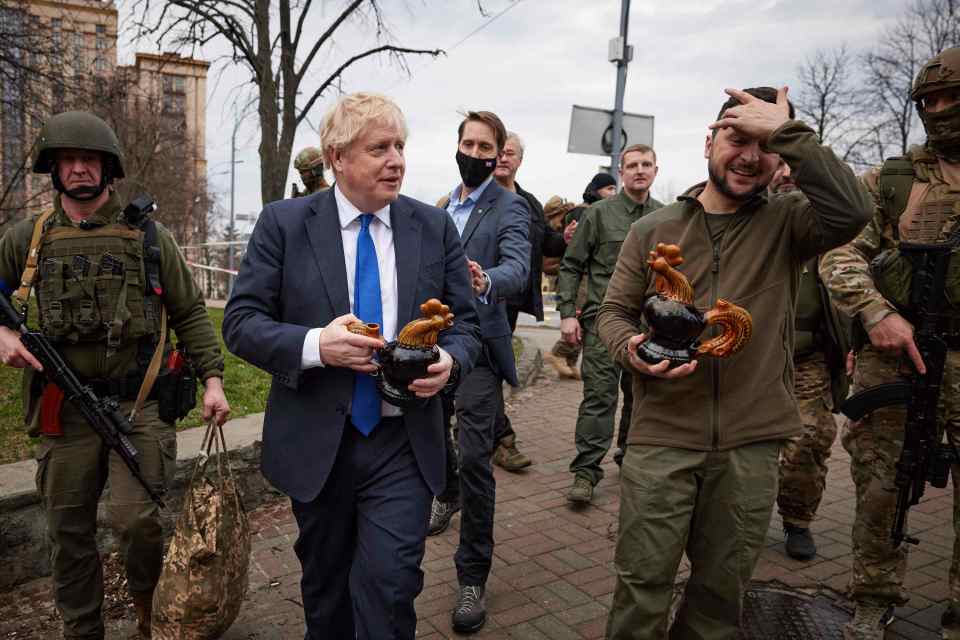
xmin=428 ymin=110 xmax=529 ymax=633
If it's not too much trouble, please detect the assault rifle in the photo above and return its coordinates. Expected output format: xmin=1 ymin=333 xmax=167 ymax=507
xmin=840 ymin=237 xmax=959 ymax=547
xmin=0 ymin=288 xmax=166 ymax=509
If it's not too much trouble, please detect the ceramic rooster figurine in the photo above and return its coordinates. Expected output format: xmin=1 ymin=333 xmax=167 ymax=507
xmin=637 ymin=243 xmax=752 ymax=365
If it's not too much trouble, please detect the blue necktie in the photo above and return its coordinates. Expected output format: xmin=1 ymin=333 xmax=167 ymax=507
xmin=351 ymin=214 xmax=383 ymax=435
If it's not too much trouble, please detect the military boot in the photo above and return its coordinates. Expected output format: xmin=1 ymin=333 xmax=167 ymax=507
xmin=783 ymin=522 xmax=817 ymax=560
xmin=567 ymin=475 xmax=594 ymax=504
xmin=942 ymin=607 xmax=960 ymax=639
xmin=493 ymin=434 xmax=532 ymax=472
xmin=131 ymin=590 xmax=153 ymax=639
xmin=843 ymin=602 xmax=894 ymax=640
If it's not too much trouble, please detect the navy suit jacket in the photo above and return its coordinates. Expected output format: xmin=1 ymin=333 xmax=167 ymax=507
xmin=458 ymin=179 xmax=530 ymax=386
xmin=222 ymin=190 xmax=482 ymax=502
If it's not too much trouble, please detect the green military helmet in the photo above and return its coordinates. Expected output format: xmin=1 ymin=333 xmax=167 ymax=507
xmin=912 ymin=47 xmax=960 ymax=162
xmin=33 ymin=110 xmax=126 ymax=179
xmin=293 ymin=147 xmax=324 ymax=173
xmin=911 ymin=47 xmax=960 ymax=102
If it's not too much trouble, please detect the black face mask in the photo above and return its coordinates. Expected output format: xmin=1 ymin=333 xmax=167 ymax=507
xmin=456 ymin=151 xmax=497 ymax=189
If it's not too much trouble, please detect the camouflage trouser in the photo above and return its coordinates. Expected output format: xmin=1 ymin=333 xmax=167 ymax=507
xmin=777 ymin=352 xmax=838 ymax=527
xmin=551 ymin=336 xmax=582 ymax=367
xmin=843 ymin=345 xmax=960 ymax=620
xmin=35 ymin=399 xmax=176 ymax=640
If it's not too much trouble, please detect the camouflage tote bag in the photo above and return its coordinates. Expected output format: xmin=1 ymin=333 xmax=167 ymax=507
xmin=152 ymin=421 xmax=250 ymax=639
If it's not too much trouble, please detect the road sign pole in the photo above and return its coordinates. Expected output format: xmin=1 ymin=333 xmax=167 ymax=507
xmin=610 ymin=0 xmax=631 ymax=185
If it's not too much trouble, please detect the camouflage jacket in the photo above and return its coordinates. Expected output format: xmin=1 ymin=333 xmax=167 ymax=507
xmin=819 ymin=145 xmax=960 ymax=332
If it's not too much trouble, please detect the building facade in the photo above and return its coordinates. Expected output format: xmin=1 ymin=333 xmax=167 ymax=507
xmin=0 ymin=0 xmax=209 ymax=244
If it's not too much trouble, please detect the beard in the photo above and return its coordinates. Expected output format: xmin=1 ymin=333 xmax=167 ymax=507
xmin=707 ymin=156 xmax=769 ymax=203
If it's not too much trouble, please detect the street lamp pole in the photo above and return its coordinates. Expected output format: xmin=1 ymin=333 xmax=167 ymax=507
xmin=229 ymin=117 xmax=238 ymax=280
xmin=609 ymin=0 xmax=632 ymax=185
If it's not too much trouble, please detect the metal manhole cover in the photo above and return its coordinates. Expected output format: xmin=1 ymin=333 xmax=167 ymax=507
xmin=736 ymin=588 xmax=851 ymax=639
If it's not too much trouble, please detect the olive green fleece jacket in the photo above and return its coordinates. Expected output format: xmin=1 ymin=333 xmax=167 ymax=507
xmin=597 ymin=120 xmax=872 ymax=451
xmin=0 ymin=192 xmax=224 ymax=381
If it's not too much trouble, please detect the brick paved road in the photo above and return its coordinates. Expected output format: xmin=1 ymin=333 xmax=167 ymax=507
xmin=1 ymin=371 xmax=954 ymax=639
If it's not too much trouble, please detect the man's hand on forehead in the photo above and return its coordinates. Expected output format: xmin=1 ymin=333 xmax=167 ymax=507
xmin=709 ymin=86 xmax=791 ymax=141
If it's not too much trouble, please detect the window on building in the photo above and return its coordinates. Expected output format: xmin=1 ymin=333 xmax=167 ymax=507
xmin=51 ymin=18 xmax=62 ymax=48
xmin=74 ymin=31 xmax=84 ymax=67
xmin=162 ymin=74 xmax=186 ymax=94
xmin=95 ymin=57 xmax=106 ymax=73
xmin=163 ymin=93 xmax=186 ymax=114
xmin=96 ymin=24 xmax=106 ymax=51
xmin=52 ymin=79 xmax=65 ymax=111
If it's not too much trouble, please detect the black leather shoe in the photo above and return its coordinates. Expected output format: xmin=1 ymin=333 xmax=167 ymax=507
xmin=451 ymin=584 xmax=486 ymax=633
xmin=784 ymin=523 xmax=817 ymax=560
xmin=428 ymin=498 xmax=460 ymax=536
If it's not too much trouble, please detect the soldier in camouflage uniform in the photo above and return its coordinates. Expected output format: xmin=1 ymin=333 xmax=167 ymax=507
xmin=819 ymin=47 xmax=960 ymax=640
xmin=771 ymin=160 xmax=850 ymax=562
xmin=0 ymin=111 xmax=229 ymax=640
xmin=291 ymin=146 xmax=330 ymax=197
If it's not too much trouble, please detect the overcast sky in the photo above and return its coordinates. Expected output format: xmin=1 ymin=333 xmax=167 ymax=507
xmin=119 ymin=0 xmax=905 ymax=229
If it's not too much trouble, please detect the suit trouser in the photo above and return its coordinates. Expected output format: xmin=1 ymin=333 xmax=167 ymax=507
xmin=494 ymin=305 xmax=521 ymax=444
xmin=35 ymin=400 xmax=175 ymax=640
xmin=606 ymin=441 xmax=780 ymax=640
xmin=569 ymin=322 xmax=634 ymax=485
xmin=291 ymin=417 xmax=432 ymax=640
xmin=437 ymin=395 xmax=460 ymax=503
xmin=454 ymin=356 xmax=502 ymax=586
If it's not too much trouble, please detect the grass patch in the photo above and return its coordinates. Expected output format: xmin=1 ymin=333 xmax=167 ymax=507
xmin=0 ymin=307 xmax=272 ymax=465
xmin=512 ymin=335 xmax=523 ymax=363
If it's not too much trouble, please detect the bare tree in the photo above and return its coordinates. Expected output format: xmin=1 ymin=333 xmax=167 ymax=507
xmin=793 ymin=46 xmax=867 ymax=161
xmin=862 ymin=0 xmax=960 ymax=158
xmin=129 ymin=0 xmax=446 ymax=204
xmin=98 ymin=73 xmax=213 ymax=244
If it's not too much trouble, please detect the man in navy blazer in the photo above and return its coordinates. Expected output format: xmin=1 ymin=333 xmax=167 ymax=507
xmin=430 ymin=111 xmax=530 ymax=633
xmin=222 ymin=93 xmax=481 ymax=640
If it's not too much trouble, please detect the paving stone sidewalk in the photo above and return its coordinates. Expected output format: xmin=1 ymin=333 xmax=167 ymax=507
xmin=1 ymin=372 xmax=954 ymax=639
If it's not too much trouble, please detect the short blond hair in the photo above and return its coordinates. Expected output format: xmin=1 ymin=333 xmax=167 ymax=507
xmin=620 ymin=143 xmax=656 ymax=167
xmin=319 ymin=92 xmax=408 ymax=167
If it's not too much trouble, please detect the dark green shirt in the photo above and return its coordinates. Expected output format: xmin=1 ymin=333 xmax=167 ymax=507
xmin=557 ymin=190 xmax=663 ymax=322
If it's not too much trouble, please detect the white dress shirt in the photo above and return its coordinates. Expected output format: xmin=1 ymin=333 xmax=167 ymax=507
xmin=301 ymin=185 xmax=401 ymax=416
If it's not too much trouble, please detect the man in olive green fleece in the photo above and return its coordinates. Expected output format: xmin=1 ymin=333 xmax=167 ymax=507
xmin=0 ymin=111 xmax=229 ymax=640
xmin=557 ymin=145 xmax=663 ymax=503
xmin=597 ymin=87 xmax=872 ymax=640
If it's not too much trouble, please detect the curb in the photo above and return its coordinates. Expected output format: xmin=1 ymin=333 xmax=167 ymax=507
xmin=511 ymin=335 xmax=543 ymax=395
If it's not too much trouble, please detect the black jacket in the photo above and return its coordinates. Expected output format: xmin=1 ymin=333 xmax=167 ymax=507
xmin=509 ymin=183 xmax=566 ymax=321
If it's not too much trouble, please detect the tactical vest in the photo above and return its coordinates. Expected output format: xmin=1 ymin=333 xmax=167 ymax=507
xmin=794 ymin=261 xmax=823 ymax=357
xmin=34 ymin=219 xmax=163 ymax=350
xmin=871 ymin=155 xmax=960 ymax=321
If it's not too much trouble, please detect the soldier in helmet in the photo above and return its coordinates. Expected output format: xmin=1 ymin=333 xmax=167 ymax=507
xmin=820 ymin=47 xmax=960 ymax=640
xmin=0 ymin=111 xmax=230 ymax=639
xmin=292 ymin=146 xmax=330 ymax=197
